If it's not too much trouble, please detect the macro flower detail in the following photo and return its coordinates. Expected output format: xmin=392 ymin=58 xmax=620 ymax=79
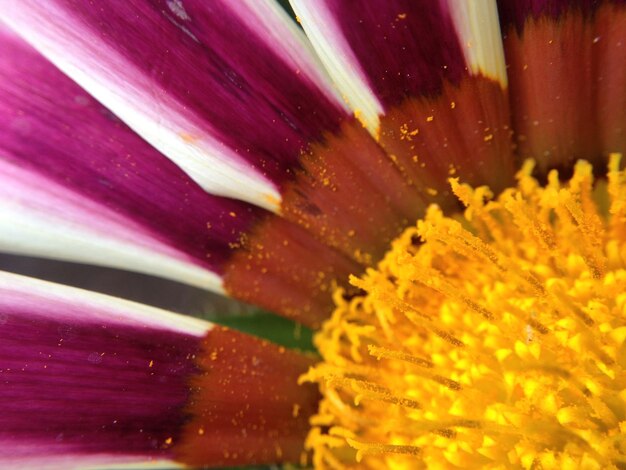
xmin=0 ymin=0 xmax=624 ymax=469
xmin=305 ymin=156 xmax=626 ymax=468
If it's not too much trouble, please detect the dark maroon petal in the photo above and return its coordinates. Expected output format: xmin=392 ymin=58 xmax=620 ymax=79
xmin=148 ymin=0 xmax=344 ymax=176
xmin=291 ymin=1 xmax=509 ymax=135
xmin=0 ymin=28 xmax=263 ymax=282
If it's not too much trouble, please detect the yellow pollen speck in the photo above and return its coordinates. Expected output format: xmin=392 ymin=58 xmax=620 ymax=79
xmin=179 ymin=132 xmax=199 ymax=143
xmin=304 ymin=155 xmax=626 ymax=469
xmin=426 ymin=116 xmax=434 ymax=122
xmin=399 ymin=123 xmax=419 ymax=141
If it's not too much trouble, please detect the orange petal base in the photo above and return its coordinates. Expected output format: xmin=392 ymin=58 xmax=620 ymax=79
xmin=282 ymin=118 xmax=426 ymax=266
xmin=223 ymin=216 xmax=360 ymax=328
xmin=379 ymin=75 xmax=515 ymax=196
xmin=175 ymin=327 xmax=319 ymax=468
xmin=503 ymin=2 xmax=626 ymax=172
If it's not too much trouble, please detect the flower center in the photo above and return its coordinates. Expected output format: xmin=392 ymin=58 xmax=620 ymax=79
xmin=302 ymin=154 xmax=626 ymax=469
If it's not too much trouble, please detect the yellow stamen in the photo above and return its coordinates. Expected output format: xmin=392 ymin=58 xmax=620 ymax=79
xmin=304 ymin=155 xmax=626 ymax=469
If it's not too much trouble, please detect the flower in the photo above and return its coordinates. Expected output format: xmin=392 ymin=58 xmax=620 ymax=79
xmin=0 ymin=0 xmax=624 ymax=469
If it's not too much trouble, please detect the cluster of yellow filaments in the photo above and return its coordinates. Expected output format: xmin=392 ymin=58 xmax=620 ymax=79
xmin=302 ymin=154 xmax=626 ymax=469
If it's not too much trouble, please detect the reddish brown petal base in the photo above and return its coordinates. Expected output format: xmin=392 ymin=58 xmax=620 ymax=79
xmin=175 ymin=327 xmax=319 ymax=468
xmin=503 ymin=2 xmax=626 ymax=172
xmin=595 ymin=3 xmax=626 ymax=158
xmin=379 ymin=75 xmax=516 ymax=197
xmin=223 ymin=215 xmax=360 ymax=328
xmin=282 ymin=119 xmax=427 ymax=266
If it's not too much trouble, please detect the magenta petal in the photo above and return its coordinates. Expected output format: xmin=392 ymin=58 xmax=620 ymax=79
xmin=0 ymin=271 xmax=320 ymax=469
xmin=3 ymin=0 xmax=349 ymax=206
xmin=0 ymin=271 xmax=209 ymax=469
xmin=298 ymin=0 xmax=467 ymax=108
xmin=0 ymin=29 xmax=263 ymax=287
xmin=290 ymin=0 xmax=510 ymax=135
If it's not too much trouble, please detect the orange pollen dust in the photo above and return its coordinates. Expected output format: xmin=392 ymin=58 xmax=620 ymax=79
xmin=302 ymin=154 xmax=626 ymax=469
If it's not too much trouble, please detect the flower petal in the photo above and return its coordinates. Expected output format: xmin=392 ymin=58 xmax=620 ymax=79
xmin=175 ymin=327 xmax=319 ymax=467
xmin=291 ymin=0 xmax=508 ymax=133
xmin=292 ymin=0 xmax=515 ymax=196
xmin=223 ymin=216 xmax=362 ymax=328
xmin=498 ymin=0 xmax=626 ymax=170
xmin=0 ymin=159 xmax=224 ymax=292
xmin=2 ymin=0 xmax=349 ymax=210
xmin=0 ymin=28 xmax=264 ymax=291
xmin=0 ymin=270 xmax=206 ymax=469
xmin=0 ymin=271 xmax=318 ymax=468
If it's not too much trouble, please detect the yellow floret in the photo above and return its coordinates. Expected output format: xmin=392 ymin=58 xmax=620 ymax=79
xmin=303 ymin=154 xmax=626 ymax=469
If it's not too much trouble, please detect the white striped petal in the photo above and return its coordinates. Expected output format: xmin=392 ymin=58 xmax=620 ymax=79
xmin=0 ymin=159 xmax=224 ymax=293
xmin=290 ymin=0 xmax=384 ymax=136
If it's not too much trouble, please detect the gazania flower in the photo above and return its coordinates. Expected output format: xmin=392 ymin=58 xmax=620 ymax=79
xmin=1 ymin=0 xmax=625 ymax=468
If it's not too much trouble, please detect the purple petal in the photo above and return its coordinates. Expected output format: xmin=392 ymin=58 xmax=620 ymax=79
xmin=0 ymin=271 xmax=319 ymax=469
xmin=0 ymin=270 xmax=209 ymax=469
xmin=0 ymin=29 xmax=264 ymax=289
xmin=3 ymin=0 xmax=349 ymax=208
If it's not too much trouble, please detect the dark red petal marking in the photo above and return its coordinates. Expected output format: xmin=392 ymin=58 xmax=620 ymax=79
xmin=175 ymin=327 xmax=319 ymax=468
xmin=282 ymin=119 xmax=427 ymax=264
xmin=328 ymin=0 xmax=467 ymax=107
xmin=223 ymin=217 xmax=361 ymax=329
xmin=0 ymin=28 xmax=259 ymax=275
xmin=379 ymin=76 xmax=516 ymax=197
xmin=499 ymin=0 xmax=626 ymax=171
xmin=226 ymin=111 xmax=474 ymax=325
